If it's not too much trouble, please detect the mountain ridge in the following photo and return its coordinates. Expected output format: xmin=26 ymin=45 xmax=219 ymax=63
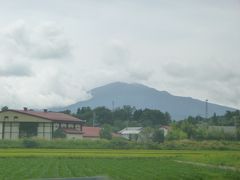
xmin=52 ymin=82 xmax=236 ymax=120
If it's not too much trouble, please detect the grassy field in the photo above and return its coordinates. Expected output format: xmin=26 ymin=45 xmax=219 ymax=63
xmin=0 ymin=149 xmax=239 ymax=180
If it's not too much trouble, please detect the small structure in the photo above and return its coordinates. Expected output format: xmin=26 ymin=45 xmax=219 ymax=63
xmin=118 ymin=127 xmax=143 ymax=140
xmin=159 ymin=126 xmax=171 ymax=137
xmin=0 ymin=108 xmax=84 ymax=140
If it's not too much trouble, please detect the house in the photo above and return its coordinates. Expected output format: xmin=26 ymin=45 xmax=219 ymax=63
xmin=118 ymin=127 xmax=143 ymax=140
xmin=82 ymin=126 xmax=101 ymax=140
xmin=159 ymin=126 xmax=171 ymax=137
xmin=0 ymin=108 xmax=85 ymax=140
xmin=81 ymin=126 xmax=120 ymax=140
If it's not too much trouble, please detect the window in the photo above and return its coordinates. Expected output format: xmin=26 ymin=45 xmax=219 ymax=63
xmin=4 ymin=116 xmax=9 ymax=121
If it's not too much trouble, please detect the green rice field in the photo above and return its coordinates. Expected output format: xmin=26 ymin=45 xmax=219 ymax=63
xmin=0 ymin=149 xmax=239 ymax=180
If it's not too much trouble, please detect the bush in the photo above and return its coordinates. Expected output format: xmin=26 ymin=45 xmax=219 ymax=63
xmin=100 ymin=125 xmax=112 ymax=140
xmin=22 ymin=139 xmax=39 ymax=148
xmin=107 ymin=137 xmax=131 ymax=149
xmin=166 ymin=128 xmax=187 ymax=140
xmin=152 ymin=129 xmax=164 ymax=143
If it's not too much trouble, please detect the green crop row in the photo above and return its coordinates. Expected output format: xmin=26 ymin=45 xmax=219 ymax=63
xmin=0 ymin=149 xmax=239 ymax=168
xmin=0 ymin=156 xmax=239 ymax=180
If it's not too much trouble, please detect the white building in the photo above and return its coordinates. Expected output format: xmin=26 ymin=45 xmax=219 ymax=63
xmin=118 ymin=127 xmax=143 ymax=140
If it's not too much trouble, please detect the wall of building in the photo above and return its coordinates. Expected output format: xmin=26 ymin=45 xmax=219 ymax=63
xmin=37 ymin=123 xmax=52 ymax=139
xmin=66 ymin=133 xmax=83 ymax=140
xmin=0 ymin=122 xmax=19 ymax=140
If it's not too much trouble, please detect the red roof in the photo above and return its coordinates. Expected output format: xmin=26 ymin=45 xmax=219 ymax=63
xmin=82 ymin=126 xmax=101 ymax=137
xmin=6 ymin=110 xmax=83 ymax=123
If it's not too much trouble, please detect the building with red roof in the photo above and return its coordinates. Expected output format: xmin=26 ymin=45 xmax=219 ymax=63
xmin=0 ymin=108 xmax=84 ymax=140
xmin=82 ymin=126 xmax=101 ymax=140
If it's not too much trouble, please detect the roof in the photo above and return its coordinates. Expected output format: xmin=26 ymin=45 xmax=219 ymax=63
xmin=82 ymin=126 xmax=101 ymax=137
xmin=3 ymin=109 xmax=84 ymax=123
xmin=119 ymin=127 xmax=143 ymax=135
xmin=160 ymin=126 xmax=171 ymax=130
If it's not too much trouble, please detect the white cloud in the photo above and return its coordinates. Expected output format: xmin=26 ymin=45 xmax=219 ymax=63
xmin=1 ymin=20 xmax=71 ymax=61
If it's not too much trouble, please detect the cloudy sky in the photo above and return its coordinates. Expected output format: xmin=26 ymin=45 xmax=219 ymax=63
xmin=0 ymin=0 xmax=239 ymax=109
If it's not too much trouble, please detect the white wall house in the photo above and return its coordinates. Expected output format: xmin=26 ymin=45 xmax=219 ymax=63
xmin=159 ymin=126 xmax=171 ymax=137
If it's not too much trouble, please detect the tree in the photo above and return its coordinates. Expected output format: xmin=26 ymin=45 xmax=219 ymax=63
xmin=75 ymin=107 xmax=93 ymax=125
xmin=1 ymin=106 xmax=8 ymax=111
xmin=138 ymin=109 xmax=171 ymax=127
xmin=152 ymin=129 xmax=164 ymax=143
xmin=60 ymin=110 xmax=71 ymax=115
xmin=94 ymin=107 xmax=113 ymax=125
xmin=179 ymin=120 xmax=196 ymax=139
xmin=166 ymin=128 xmax=187 ymax=140
xmin=234 ymin=116 xmax=240 ymax=140
xmin=100 ymin=124 xmax=112 ymax=140
xmin=139 ymin=127 xmax=154 ymax=143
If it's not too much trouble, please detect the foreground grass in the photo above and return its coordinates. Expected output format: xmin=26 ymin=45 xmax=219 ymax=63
xmin=0 ymin=149 xmax=239 ymax=180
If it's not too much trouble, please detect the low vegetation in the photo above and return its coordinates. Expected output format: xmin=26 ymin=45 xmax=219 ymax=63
xmin=0 ymin=138 xmax=240 ymax=150
xmin=0 ymin=149 xmax=239 ymax=180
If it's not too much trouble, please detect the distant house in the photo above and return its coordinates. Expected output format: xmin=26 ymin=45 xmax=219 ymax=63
xmin=0 ymin=108 xmax=85 ymax=140
xmin=82 ymin=126 xmax=101 ymax=140
xmin=81 ymin=126 xmax=120 ymax=140
xmin=159 ymin=126 xmax=171 ymax=137
xmin=118 ymin=127 xmax=143 ymax=140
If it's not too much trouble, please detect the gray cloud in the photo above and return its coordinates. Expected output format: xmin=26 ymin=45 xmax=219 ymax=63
xmin=161 ymin=59 xmax=240 ymax=108
xmin=0 ymin=64 xmax=32 ymax=77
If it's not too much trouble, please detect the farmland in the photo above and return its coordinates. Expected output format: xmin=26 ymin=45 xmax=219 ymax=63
xmin=0 ymin=149 xmax=239 ymax=180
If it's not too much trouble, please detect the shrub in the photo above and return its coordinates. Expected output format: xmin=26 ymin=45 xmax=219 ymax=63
xmin=22 ymin=139 xmax=39 ymax=148
xmin=53 ymin=128 xmax=66 ymax=139
xmin=166 ymin=128 xmax=187 ymax=140
xmin=107 ymin=137 xmax=131 ymax=149
xmin=152 ymin=129 xmax=164 ymax=143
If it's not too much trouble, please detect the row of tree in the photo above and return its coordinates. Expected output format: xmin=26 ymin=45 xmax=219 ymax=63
xmin=168 ymin=110 xmax=240 ymax=141
xmin=69 ymin=106 xmax=171 ymax=131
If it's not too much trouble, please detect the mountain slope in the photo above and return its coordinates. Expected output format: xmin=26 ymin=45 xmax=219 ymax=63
xmin=54 ymin=82 xmax=236 ymax=120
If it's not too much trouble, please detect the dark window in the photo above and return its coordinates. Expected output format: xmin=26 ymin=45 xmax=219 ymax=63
xmin=19 ymin=122 xmax=38 ymax=138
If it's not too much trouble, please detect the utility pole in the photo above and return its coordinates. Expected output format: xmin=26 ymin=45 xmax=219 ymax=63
xmin=93 ymin=111 xmax=96 ymax=127
xmin=112 ymin=100 xmax=115 ymax=112
xmin=205 ymin=99 xmax=208 ymax=120
xmin=112 ymin=100 xmax=115 ymax=123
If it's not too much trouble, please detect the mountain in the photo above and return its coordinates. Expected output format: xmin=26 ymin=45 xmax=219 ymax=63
xmin=53 ymin=82 xmax=236 ymax=120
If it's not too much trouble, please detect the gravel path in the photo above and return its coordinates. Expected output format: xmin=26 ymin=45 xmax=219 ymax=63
xmin=175 ymin=160 xmax=239 ymax=171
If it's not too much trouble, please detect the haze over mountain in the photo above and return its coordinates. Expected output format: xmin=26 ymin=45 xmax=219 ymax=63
xmin=53 ymin=82 xmax=236 ymax=120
